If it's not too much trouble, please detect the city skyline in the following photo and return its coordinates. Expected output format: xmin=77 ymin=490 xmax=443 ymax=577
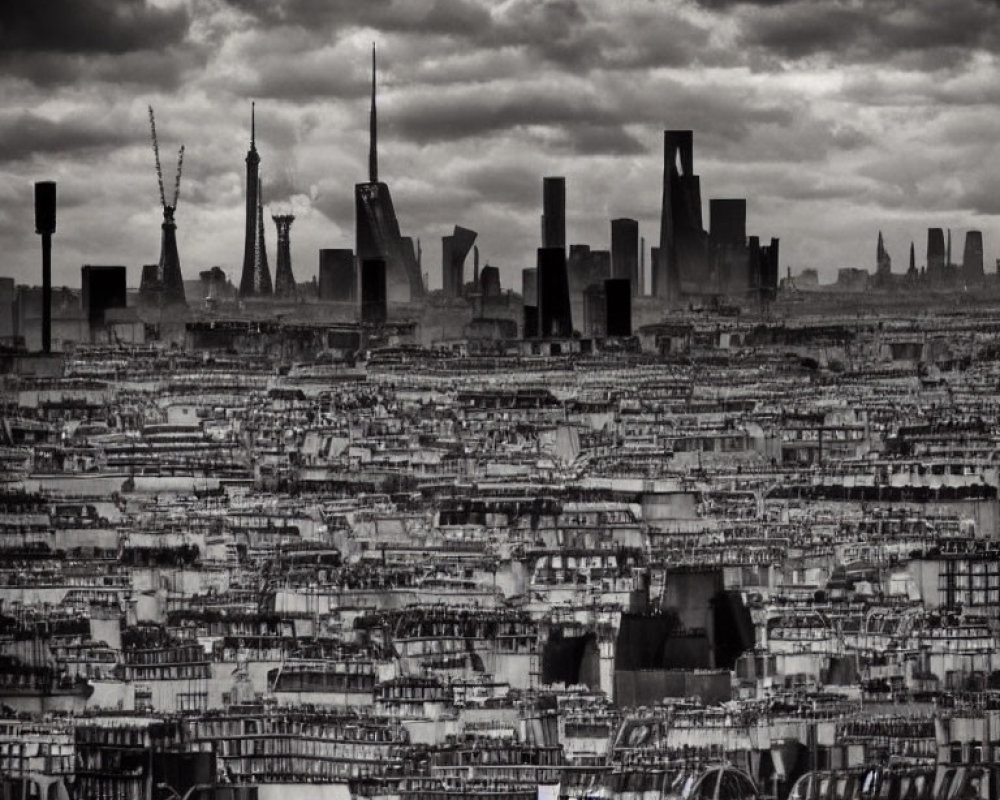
xmin=2 ymin=0 xmax=1000 ymax=290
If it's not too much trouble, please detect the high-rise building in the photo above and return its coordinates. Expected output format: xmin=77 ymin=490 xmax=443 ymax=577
xmin=656 ymin=130 xmax=708 ymax=301
xmin=537 ymin=247 xmax=573 ymax=338
xmin=611 ymin=218 xmax=639 ymax=295
xmin=604 ymin=278 xmax=632 ymax=337
xmin=542 ymin=177 xmax=566 ymax=250
xmin=522 ymin=269 xmax=538 ymax=307
xmin=81 ymin=265 xmax=127 ymax=326
xmin=709 ymin=199 xmax=749 ymax=293
xmin=361 ymin=258 xmax=387 ymax=325
xmin=318 ymin=250 xmax=356 ymax=302
xmin=355 ymin=46 xmax=424 ymax=304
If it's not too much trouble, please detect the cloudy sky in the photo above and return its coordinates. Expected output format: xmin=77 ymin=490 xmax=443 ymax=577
xmin=2 ymin=0 xmax=999 ymax=292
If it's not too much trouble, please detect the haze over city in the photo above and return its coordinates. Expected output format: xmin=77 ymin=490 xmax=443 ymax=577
xmin=2 ymin=0 xmax=1000 ymax=290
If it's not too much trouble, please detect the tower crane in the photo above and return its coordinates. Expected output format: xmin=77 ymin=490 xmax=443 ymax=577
xmin=148 ymin=105 xmax=184 ymax=213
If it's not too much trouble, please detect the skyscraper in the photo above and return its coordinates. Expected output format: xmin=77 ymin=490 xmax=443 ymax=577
xmin=538 ymin=247 xmax=573 ymax=338
xmin=542 ymin=177 xmax=566 ymax=250
xmin=611 ymin=218 xmax=639 ymax=295
xmin=355 ymin=45 xmax=424 ymax=304
xmin=657 ymin=130 xmax=708 ymax=301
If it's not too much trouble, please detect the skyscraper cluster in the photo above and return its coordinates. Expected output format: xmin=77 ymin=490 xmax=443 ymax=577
xmin=656 ymin=131 xmax=779 ymax=302
xmin=123 ymin=55 xmax=782 ymax=333
xmin=877 ymin=228 xmax=986 ymax=288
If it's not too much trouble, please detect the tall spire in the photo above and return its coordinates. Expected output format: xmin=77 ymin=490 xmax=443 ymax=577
xmin=369 ymin=43 xmax=378 ymax=184
xmin=251 ymin=101 xmax=256 ymax=150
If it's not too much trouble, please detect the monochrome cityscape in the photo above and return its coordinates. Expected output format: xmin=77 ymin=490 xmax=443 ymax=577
xmin=3 ymin=2 xmax=1000 ymax=800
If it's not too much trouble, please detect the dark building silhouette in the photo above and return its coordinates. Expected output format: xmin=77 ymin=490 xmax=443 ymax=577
xmin=708 ymin=199 xmax=749 ymax=293
xmin=355 ymin=46 xmax=424 ymax=304
xmin=479 ymin=265 xmax=501 ymax=297
xmin=542 ymin=177 xmax=566 ymax=249
xmin=442 ymin=226 xmax=477 ymax=297
xmin=656 ymin=133 xmax=778 ymax=301
xmin=963 ymin=231 xmax=984 ymax=282
xmin=318 ymin=249 xmax=356 ymax=301
xmin=639 ymin=235 xmax=646 ymax=295
xmin=709 ymin=199 xmax=746 ymax=245
xmin=521 ymin=268 xmax=537 ymax=306
xmin=537 ymin=247 xmax=573 ymax=338
xmin=361 ymin=258 xmax=387 ymax=325
xmin=567 ymin=245 xmax=610 ymax=334
xmin=604 ymin=278 xmax=631 ymax=337
xmin=198 ymin=267 xmax=231 ymax=301
xmin=908 ymin=241 xmax=917 ymax=280
xmin=876 ymin=230 xmax=891 ymax=279
xmin=140 ymin=264 xmax=158 ymax=296
xmin=650 ymin=246 xmax=660 ymax=296
xmin=272 ymin=214 xmax=296 ymax=298
xmin=34 ymin=181 xmax=56 ymax=353
xmin=757 ymin=238 xmax=780 ymax=300
xmin=657 ymin=130 xmax=708 ymax=301
xmin=81 ymin=266 xmax=127 ymax=326
xmin=523 ymin=305 xmax=538 ymax=338
xmin=927 ymin=228 xmax=946 ymax=274
xmin=611 ymin=218 xmax=639 ymax=295
xmin=238 ymin=103 xmax=269 ymax=298
xmin=583 ymin=283 xmax=605 ymax=337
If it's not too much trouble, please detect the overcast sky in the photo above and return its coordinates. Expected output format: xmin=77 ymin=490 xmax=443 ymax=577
xmin=2 ymin=0 xmax=999 ymax=292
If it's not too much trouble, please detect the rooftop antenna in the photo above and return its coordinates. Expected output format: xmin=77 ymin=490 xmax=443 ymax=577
xmin=369 ymin=43 xmax=378 ymax=184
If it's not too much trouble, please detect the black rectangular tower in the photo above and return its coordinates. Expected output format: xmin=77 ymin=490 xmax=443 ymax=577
xmin=361 ymin=258 xmax=387 ymax=325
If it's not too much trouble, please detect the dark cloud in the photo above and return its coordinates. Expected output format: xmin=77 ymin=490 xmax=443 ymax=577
xmin=225 ymin=0 xmax=490 ymax=35
xmin=0 ymin=0 xmax=202 ymax=90
xmin=0 ymin=111 xmax=141 ymax=164
xmin=0 ymin=0 xmax=190 ymax=55
xmin=720 ymin=0 xmax=1000 ymax=66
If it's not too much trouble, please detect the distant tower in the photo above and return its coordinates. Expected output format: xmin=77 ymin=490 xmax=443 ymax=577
xmin=611 ymin=218 xmax=639 ymax=296
xmin=252 ymin=174 xmax=272 ymax=296
xmin=908 ymin=242 xmax=917 ymax=276
xmin=369 ymin=44 xmax=378 ymax=185
xmin=876 ymin=231 xmax=891 ymax=274
xmin=927 ymin=228 xmax=945 ymax=275
xmin=963 ymin=231 xmax=984 ymax=283
xmin=542 ymin=177 xmax=566 ymax=249
xmin=272 ymin=214 xmax=296 ymax=297
xmin=239 ymin=104 xmax=271 ymax=297
xmin=144 ymin=106 xmax=186 ymax=306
